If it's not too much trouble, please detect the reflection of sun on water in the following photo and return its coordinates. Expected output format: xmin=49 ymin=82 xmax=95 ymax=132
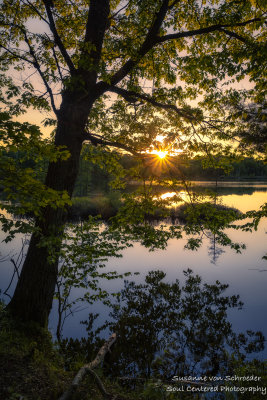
xmin=160 ymin=191 xmax=190 ymax=205
xmin=161 ymin=192 xmax=176 ymax=200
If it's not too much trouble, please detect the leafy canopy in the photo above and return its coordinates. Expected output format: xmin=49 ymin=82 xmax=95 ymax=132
xmin=0 ymin=0 xmax=266 ymax=154
xmin=0 ymin=1 xmax=266 ymax=246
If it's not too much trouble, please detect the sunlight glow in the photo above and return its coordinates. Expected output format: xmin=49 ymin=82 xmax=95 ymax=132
xmin=161 ymin=191 xmax=189 ymax=204
xmin=161 ymin=192 xmax=176 ymax=199
xmin=154 ymin=150 xmax=168 ymax=159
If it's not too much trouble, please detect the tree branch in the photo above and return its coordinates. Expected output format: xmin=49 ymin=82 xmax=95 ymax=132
xmin=156 ymin=18 xmax=262 ymax=44
xmin=83 ymin=130 xmax=140 ymax=156
xmin=3 ymin=260 xmax=18 ymax=300
xmin=108 ymin=86 xmax=195 ymax=121
xmin=168 ymin=0 xmax=180 ymax=10
xmin=87 ymin=369 xmax=113 ymax=398
xmin=42 ymin=0 xmax=76 ymax=74
xmin=97 ymin=9 xmax=261 ymax=92
xmin=219 ymin=28 xmax=252 ymax=45
xmin=84 ymin=0 xmax=110 ymax=46
xmin=52 ymin=46 xmax=64 ymax=81
xmin=109 ymin=2 xmax=129 ymax=20
xmin=22 ymin=29 xmax=59 ymax=116
xmin=80 ymin=0 xmax=110 ymax=83
xmin=0 ymin=44 xmax=35 ymax=65
xmin=23 ymin=0 xmax=49 ymax=24
xmin=58 ymin=333 xmax=116 ymax=400
xmin=107 ymin=0 xmax=170 ymax=86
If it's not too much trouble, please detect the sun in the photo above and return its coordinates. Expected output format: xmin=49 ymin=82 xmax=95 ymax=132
xmin=154 ymin=150 xmax=168 ymax=159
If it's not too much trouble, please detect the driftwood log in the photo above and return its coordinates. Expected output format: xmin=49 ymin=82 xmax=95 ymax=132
xmin=59 ymin=333 xmax=117 ymax=400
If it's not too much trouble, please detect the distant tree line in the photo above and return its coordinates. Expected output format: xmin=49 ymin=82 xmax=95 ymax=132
xmin=74 ymin=153 xmax=267 ymax=197
xmin=176 ymin=156 xmax=267 ymax=181
xmin=1 ymin=149 xmax=266 ymax=199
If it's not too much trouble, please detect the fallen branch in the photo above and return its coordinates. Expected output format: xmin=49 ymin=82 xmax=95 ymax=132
xmin=58 ymin=333 xmax=116 ymax=400
xmin=87 ymin=368 xmax=112 ymax=398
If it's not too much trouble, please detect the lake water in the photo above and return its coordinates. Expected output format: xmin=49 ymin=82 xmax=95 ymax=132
xmin=1 ymin=182 xmax=267 ymax=359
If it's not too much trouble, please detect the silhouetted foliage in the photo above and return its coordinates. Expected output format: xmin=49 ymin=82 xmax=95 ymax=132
xmin=63 ymin=270 xmax=264 ymax=386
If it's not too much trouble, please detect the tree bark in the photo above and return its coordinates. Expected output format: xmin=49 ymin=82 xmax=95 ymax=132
xmin=8 ymin=94 xmax=92 ymax=327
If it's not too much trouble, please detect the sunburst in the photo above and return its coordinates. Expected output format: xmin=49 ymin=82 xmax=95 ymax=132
xmin=151 ymin=150 xmax=168 ymax=159
xmin=156 ymin=150 xmax=168 ymax=159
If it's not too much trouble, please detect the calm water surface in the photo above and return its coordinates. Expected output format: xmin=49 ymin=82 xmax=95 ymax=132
xmin=1 ymin=183 xmax=267 ymax=358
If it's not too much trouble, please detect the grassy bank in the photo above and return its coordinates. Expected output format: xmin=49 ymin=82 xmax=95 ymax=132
xmin=0 ymin=308 xmax=170 ymax=400
xmin=0 ymin=308 xmax=134 ymax=400
xmin=0 ymin=307 xmax=69 ymax=400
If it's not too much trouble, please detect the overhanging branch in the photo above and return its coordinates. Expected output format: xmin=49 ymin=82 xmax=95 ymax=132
xmin=83 ymin=130 xmax=140 ymax=156
xmin=108 ymin=86 xmax=195 ymax=121
xmin=97 ymin=6 xmax=262 ymax=95
xmin=219 ymin=28 xmax=252 ymax=45
xmin=156 ymin=17 xmax=262 ymax=44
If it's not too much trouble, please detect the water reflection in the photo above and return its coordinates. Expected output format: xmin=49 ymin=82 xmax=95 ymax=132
xmin=0 ymin=184 xmax=266 ymax=356
xmin=62 ymin=269 xmax=265 ymax=399
xmin=160 ymin=191 xmax=190 ymax=206
xmin=159 ymin=186 xmax=267 ymax=214
xmin=207 ymin=232 xmax=225 ymax=265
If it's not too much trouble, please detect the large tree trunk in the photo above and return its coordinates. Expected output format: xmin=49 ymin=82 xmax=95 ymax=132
xmin=8 ymin=94 xmax=92 ymax=327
